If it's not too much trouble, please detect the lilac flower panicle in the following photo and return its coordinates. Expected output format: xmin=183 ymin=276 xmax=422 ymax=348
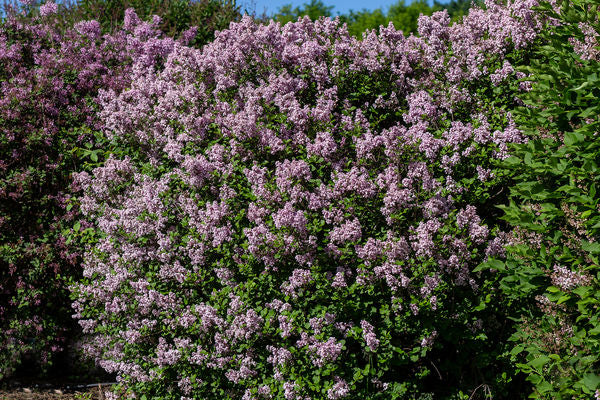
xmin=281 ymin=269 xmax=313 ymax=298
xmin=39 ymin=1 xmax=58 ymax=16
xmin=327 ymin=377 xmax=350 ymax=399
xmin=360 ymin=320 xmax=380 ymax=351
xmin=308 ymin=337 xmax=343 ymax=367
xmin=74 ymin=20 xmax=101 ymax=38
xmin=283 ymin=381 xmax=299 ymax=400
xmin=550 ymin=264 xmax=592 ymax=291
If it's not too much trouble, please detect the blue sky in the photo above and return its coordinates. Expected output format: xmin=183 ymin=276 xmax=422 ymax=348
xmin=0 ymin=0 xmax=436 ymax=19
xmin=241 ymin=0 xmax=433 ymax=16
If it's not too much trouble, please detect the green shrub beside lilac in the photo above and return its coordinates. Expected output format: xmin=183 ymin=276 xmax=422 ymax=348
xmin=481 ymin=0 xmax=600 ymax=398
xmin=0 ymin=4 xmax=192 ymax=379
xmin=71 ymin=1 xmax=546 ymax=398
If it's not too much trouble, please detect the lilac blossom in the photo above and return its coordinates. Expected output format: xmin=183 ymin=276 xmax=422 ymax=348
xmin=39 ymin=1 xmax=58 ymax=16
xmin=329 ymin=218 xmax=362 ymax=245
xmin=327 ymin=377 xmax=350 ymax=399
xmin=281 ymin=269 xmax=313 ymax=298
xmin=283 ymin=381 xmax=299 ymax=400
xmin=404 ymin=90 xmax=437 ymax=124
xmin=308 ymin=337 xmax=343 ymax=367
xmin=550 ymin=265 xmax=592 ymax=292
xmin=266 ymin=346 xmax=293 ymax=366
xmin=360 ymin=320 xmax=380 ymax=351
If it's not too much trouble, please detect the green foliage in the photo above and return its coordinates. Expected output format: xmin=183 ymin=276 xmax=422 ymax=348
xmin=484 ymin=1 xmax=600 ymax=398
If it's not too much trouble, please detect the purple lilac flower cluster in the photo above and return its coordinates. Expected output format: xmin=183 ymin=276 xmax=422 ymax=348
xmin=550 ymin=264 xmax=592 ymax=292
xmin=73 ymin=1 xmax=546 ymax=398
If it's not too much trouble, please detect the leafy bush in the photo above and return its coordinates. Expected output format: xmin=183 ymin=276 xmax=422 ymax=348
xmin=483 ymin=0 xmax=600 ymax=398
xmin=72 ymin=1 xmax=545 ymax=398
xmin=0 ymin=7 xmax=182 ymax=379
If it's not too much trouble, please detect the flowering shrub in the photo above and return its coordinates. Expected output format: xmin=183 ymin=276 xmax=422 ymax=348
xmin=73 ymin=1 xmax=546 ymax=398
xmin=483 ymin=0 xmax=600 ymax=398
xmin=0 ymin=6 xmax=184 ymax=379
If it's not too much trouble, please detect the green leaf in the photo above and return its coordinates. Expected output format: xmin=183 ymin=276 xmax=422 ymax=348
xmin=589 ymin=324 xmax=600 ymax=336
xmin=571 ymin=81 xmax=590 ymax=92
xmin=536 ymin=380 xmax=553 ymax=394
xmin=580 ymin=106 xmax=598 ymax=118
xmin=572 ymin=286 xmax=591 ymax=298
xmin=474 ymin=259 xmax=505 ymax=272
xmin=564 ymin=131 xmax=585 ymax=146
xmin=529 ymin=355 xmax=551 ymax=370
xmin=510 ymin=344 xmax=525 ymax=356
xmin=583 ymin=373 xmax=600 ymax=390
xmin=353 ymin=369 xmax=363 ymax=381
xmin=504 ymin=156 xmax=522 ymax=166
xmin=582 ymin=241 xmax=600 ymax=254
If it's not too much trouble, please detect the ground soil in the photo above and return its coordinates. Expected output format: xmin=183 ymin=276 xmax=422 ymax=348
xmin=0 ymin=375 xmax=115 ymax=400
xmin=0 ymin=386 xmax=106 ymax=399
xmin=1 ymin=357 xmax=116 ymax=400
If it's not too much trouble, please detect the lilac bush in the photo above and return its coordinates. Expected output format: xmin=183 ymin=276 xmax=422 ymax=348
xmin=73 ymin=1 xmax=546 ymax=398
xmin=0 ymin=6 xmax=185 ymax=379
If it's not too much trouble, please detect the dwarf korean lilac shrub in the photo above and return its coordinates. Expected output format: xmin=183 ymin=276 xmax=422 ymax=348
xmin=0 ymin=8 xmax=183 ymax=379
xmin=74 ymin=1 xmax=545 ymax=398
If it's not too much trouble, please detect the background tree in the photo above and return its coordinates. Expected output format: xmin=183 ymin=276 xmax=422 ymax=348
xmin=339 ymin=7 xmax=388 ymax=37
xmin=272 ymin=0 xmax=333 ymax=25
xmin=391 ymin=0 xmax=441 ymax=34
xmin=434 ymin=0 xmax=476 ymax=22
xmin=271 ymin=0 xmax=474 ymax=37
